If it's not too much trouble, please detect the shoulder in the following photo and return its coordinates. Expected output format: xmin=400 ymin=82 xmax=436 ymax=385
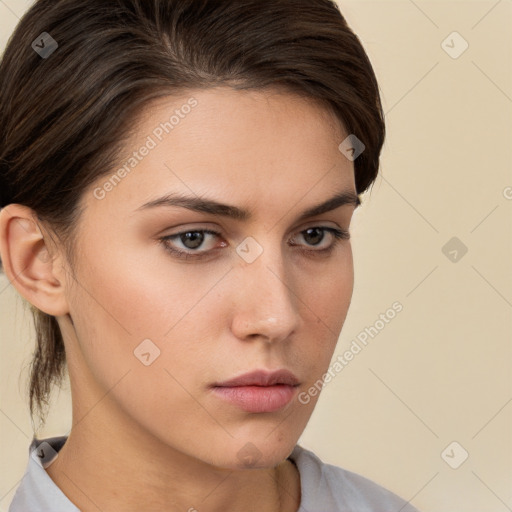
xmin=8 ymin=435 xmax=78 ymax=512
xmin=289 ymin=444 xmax=421 ymax=512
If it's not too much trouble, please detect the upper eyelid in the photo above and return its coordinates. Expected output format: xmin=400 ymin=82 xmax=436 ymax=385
xmin=165 ymin=224 xmax=343 ymax=239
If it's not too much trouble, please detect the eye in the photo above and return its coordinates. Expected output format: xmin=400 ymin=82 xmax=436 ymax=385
xmin=158 ymin=227 xmax=350 ymax=261
xmin=159 ymin=229 xmax=223 ymax=260
xmin=289 ymin=227 xmax=350 ymax=255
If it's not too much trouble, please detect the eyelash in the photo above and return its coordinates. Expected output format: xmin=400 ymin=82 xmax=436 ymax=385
xmin=158 ymin=227 xmax=350 ymax=261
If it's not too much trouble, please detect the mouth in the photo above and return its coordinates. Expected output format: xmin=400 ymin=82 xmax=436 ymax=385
xmin=211 ymin=384 xmax=299 ymax=413
xmin=210 ymin=369 xmax=300 ymax=413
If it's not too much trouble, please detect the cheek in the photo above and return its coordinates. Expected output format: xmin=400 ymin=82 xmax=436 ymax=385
xmin=301 ymin=247 xmax=354 ymax=327
xmin=74 ymin=242 xmax=224 ymax=338
xmin=66 ymin=264 xmax=212 ymax=438
xmin=66 ymin=243 xmax=227 ymax=389
xmin=297 ymin=249 xmax=354 ymax=374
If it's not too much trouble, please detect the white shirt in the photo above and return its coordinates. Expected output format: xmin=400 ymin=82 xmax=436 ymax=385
xmin=9 ymin=435 xmax=421 ymax=511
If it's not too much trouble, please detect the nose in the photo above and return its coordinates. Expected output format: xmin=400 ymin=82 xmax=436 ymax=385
xmin=230 ymin=244 xmax=302 ymax=343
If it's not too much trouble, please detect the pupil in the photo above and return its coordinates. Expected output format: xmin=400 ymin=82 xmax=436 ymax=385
xmin=181 ymin=232 xmax=204 ymax=249
xmin=304 ymin=228 xmax=324 ymax=245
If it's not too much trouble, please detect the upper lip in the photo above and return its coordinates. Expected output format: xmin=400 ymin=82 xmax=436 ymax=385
xmin=213 ymin=369 xmax=300 ymax=387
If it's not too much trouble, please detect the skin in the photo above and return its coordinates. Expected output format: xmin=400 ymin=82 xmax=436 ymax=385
xmin=0 ymin=86 xmax=359 ymax=512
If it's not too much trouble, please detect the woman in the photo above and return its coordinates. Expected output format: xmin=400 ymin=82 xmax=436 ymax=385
xmin=0 ymin=0 xmax=420 ymax=511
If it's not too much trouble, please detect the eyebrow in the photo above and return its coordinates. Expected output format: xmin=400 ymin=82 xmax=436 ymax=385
xmin=136 ymin=189 xmax=361 ymax=222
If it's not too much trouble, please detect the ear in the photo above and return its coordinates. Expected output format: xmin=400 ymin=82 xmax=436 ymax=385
xmin=0 ymin=204 xmax=70 ymax=316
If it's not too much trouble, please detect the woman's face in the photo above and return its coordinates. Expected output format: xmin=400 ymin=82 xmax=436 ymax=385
xmin=59 ymin=86 xmax=359 ymax=469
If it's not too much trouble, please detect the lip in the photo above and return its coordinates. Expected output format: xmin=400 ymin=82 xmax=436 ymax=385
xmin=212 ymin=369 xmax=300 ymax=387
xmin=210 ymin=369 xmax=300 ymax=413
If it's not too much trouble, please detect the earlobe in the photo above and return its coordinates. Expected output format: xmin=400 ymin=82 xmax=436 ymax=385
xmin=0 ymin=204 xmax=70 ymax=316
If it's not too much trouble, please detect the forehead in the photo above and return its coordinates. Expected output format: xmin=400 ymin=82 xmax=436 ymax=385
xmin=83 ymin=86 xmax=355 ymax=221
xmin=136 ymin=85 xmax=345 ymax=136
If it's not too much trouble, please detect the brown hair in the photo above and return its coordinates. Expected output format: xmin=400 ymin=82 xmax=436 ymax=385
xmin=0 ymin=0 xmax=385 ymax=430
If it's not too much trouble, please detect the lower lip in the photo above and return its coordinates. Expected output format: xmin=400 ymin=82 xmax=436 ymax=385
xmin=211 ymin=384 xmax=298 ymax=413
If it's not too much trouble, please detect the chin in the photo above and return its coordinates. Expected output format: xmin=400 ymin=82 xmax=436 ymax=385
xmin=205 ymin=435 xmax=297 ymax=471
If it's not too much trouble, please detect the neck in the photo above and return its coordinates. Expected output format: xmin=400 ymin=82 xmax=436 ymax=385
xmin=44 ymin=395 xmax=301 ymax=512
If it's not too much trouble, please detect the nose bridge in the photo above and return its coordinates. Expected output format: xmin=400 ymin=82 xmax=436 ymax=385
xmin=231 ymin=235 xmax=301 ymax=340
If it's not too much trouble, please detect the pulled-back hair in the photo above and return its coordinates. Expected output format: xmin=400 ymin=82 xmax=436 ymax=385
xmin=0 ymin=0 xmax=385 ymax=430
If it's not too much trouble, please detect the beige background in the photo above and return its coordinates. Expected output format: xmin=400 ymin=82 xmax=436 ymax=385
xmin=1 ymin=1 xmax=511 ymax=511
